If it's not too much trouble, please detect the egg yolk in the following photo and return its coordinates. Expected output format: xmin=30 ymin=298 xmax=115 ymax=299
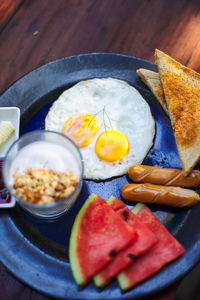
xmin=95 ymin=130 xmax=129 ymax=162
xmin=62 ymin=113 xmax=99 ymax=148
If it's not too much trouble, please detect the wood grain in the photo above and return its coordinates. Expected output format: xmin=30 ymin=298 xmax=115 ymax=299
xmin=1 ymin=0 xmax=200 ymax=95
xmin=187 ymin=41 xmax=200 ymax=71
xmin=0 ymin=0 xmax=24 ymax=32
xmin=0 ymin=1 xmax=200 ymax=299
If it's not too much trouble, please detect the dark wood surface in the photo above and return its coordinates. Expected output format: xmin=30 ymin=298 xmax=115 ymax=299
xmin=0 ymin=0 xmax=200 ymax=299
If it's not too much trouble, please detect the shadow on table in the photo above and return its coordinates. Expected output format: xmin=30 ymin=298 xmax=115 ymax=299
xmin=175 ymin=262 xmax=200 ymax=300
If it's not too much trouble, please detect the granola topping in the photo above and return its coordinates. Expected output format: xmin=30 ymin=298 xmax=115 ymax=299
xmin=13 ymin=168 xmax=79 ymax=205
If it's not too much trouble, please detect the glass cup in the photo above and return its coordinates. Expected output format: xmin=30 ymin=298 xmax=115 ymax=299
xmin=3 ymin=130 xmax=84 ymax=218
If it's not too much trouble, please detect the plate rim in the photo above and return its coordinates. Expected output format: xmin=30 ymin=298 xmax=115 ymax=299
xmin=0 ymin=52 xmax=199 ymax=300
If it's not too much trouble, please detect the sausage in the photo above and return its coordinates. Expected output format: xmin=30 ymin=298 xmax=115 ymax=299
xmin=121 ymin=183 xmax=200 ymax=207
xmin=128 ymin=165 xmax=200 ymax=188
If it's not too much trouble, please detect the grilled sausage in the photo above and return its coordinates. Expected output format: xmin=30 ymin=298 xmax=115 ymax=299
xmin=121 ymin=183 xmax=200 ymax=207
xmin=128 ymin=165 xmax=200 ymax=188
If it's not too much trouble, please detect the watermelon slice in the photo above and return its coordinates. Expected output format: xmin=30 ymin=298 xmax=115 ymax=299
xmin=93 ymin=196 xmax=157 ymax=288
xmin=69 ymin=193 xmax=137 ymax=286
xmin=117 ymin=203 xmax=185 ymax=291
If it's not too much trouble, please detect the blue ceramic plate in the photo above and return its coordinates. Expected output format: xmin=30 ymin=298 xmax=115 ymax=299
xmin=0 ymin=53 xmax=199 ymax=300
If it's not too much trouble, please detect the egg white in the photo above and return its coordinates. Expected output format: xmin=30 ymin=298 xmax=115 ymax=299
xmin=45 ymin=78 xmax=155 ymax=180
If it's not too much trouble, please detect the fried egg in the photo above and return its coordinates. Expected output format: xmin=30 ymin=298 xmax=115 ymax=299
xmin=45 ymin=78 xmax=155 ymax=180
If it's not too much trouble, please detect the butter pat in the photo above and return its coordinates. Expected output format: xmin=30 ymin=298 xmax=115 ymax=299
xmin=0 ymin=121 xmax=15 ymax=146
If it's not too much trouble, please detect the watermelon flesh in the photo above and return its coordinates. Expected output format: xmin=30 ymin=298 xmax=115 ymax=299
xmin=93 ymin=196 xmax=157 ymax=288
xmin=69 ymin=193 xmax=137 ymax=286
xmin=117 ymin=203 xmax=185 ymax=291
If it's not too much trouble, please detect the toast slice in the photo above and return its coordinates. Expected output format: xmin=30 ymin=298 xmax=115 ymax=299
xmin=136 ymin=68 xmax=168 ymax=115
xmin=155 ymin=49 xmax=200 ymax=175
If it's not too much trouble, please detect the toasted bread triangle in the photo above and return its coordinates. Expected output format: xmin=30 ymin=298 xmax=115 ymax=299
xmin=155 ymin=49 xmax=200 ymax=175
xmin=136 ymin=68 xmax=168 ymax=115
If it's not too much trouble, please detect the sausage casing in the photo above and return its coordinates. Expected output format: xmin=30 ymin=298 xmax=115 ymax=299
xmin=121 ymin=183 xmax=200 ymax=207
xmin=128 ymin=165 xmax=200 ymax=188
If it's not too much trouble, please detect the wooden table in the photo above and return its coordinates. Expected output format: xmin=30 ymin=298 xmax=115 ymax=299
xmin=0 ymin=0 xmax=200 ymax=299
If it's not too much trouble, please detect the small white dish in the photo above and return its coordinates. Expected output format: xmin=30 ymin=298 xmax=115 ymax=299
xmin=0 ymin=107 xmax=20 ymax=208
xmin=0 ymin=107 xmax=20 ymax=159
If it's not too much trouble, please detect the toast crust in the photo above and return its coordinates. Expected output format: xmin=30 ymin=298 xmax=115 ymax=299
xmin=136 ymin=68 xmax=168 ymax=115
xmin=155 ymin=49 xmax=200 ymax=175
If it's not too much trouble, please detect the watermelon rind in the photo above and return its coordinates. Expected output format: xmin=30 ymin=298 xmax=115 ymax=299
xmin=117 ymin=272 xmax=129 ymax=291
xmin=93 ymin=195 xmax=115 ymax=288
xmin=93 ymin=197 xmax=136 ymax=289
xmin=93 ymin=274 xmax=104 ymax=288
xmin=106 ymin=195 xmax=125 ymax=210
xmin=117 ymin=203 xmax=185 ymax=291
xmin=131 ymin=202 xmax=144 ymax=215
xmin=69 ymin=193 xmax=136 ymax=286
xmin=116 ymin=203 xmax=146 ymax=291
xmin=94 ymin=198 xmax=157 ymax=289
xmin=69 ymin=193 xmax=97 ymax=286
xmin=117 ymin=203 xmax=149 ymax=291
xmin=106 ymin=195 xmax=114 ymax=205
xmin=117 ymin=203 xmax=144 ymax=291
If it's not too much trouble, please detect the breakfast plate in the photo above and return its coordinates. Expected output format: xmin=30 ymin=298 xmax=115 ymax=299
xmin=0 ymin=53 xmax=200 ymax=299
